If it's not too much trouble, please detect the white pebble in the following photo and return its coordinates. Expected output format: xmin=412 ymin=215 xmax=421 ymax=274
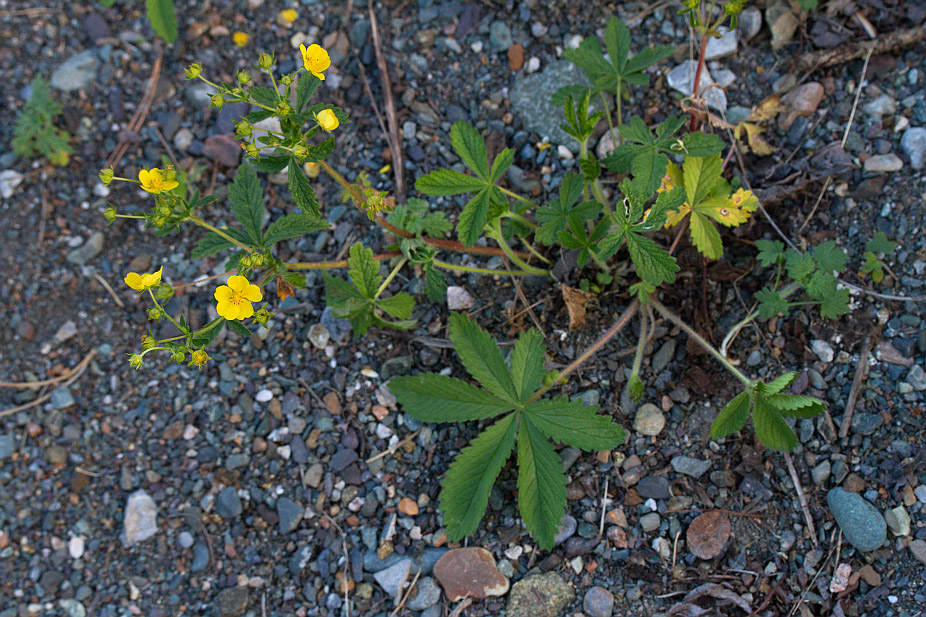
xmin=68 ymin=536 xmax=85 ymax=559
xmin=255 ymin=389 xmax=274 ymax=403
xmin=525 ymin=57 xmax=541 ymax=73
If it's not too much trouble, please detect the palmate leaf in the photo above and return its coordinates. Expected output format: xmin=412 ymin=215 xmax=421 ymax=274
xmin=525 ymin=396 xmax=625 ymax=451
xmin=683 ymin=153 xmax=723 ymax=207
xmin=812 ymin=240 xmax=848 ymax=274
xmin=457 ymin=188 xmax=494 ymax=248
xmin=755 ymin=287 xmax=788 ymax=319
xmin=440 ymin=413 xmax=518 ymax=541
xmin=517 ymin=416 xmax=567 ymax=550
xmin=534 ymin=172 xmax=599 ymax=245
xmin=819 ymin=288 xmax=850 ymax=319
xmin=376 ymin=292 xmax=414 ymax=319
xmin=448 ymin=313 xmax=518 ymax=403
xmin=387 ymin=198 xmax=453 ymax=238
xmin=710 ymin=391 xmax=751 ymax=439
xmin=390 ymin=374 xmax=516 ymax=422
xmin=756 ymin=239 xmax=785 ymax=267
xmin=346 ymin=243 xmax=381 ymax=299
xmin=229 ymin=161 xmax=265 ymax=244
xmin=450 ymin=120 xmax=491 ymax=180
xmin=866 ymin=231 xmax=897 ymax=256
xmin=752 ymin=396 xmax=797 ymax=451
xmin=626 ymin=232 xmax=679 ymax=287
xmin=509 ymin=330 xmax=545 ymax=402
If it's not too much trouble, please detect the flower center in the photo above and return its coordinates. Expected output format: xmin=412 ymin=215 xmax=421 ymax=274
xmin=227 ymin=291 xmax=246 ymax=305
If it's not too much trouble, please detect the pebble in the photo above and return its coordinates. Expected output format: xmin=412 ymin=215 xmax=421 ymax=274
xmin=525 ymin=56 xmax=540 ymax=73
xmin=863 ymin=94 xmax=896 ymax=117
xmin=907 ymin=364 xmax=926 ymax=391
xmin=0 ymin=169 xmax=23 ymax=200
xmin=276 ymin=497 xmax=303 ymax=534
xmin=51 ymin=50 xmax=99 ymax=91
xmin=446 ymin=285 xmax=474 ymax=310
xmin=83 ymin=13 xmax=111 ymax=43
xmin=810 ymin=339 xmax=834 ymax=362
xmin=407 ymin=576 xmax=441 ymax=610
xmin=58 ymin=599 xmax=86 ymax=617
xmin=885 ymin=505 xmax=910 ymax=536
xmin=915 ymin=485 xmax=926 ymax=504
xmin=489 ymin=21 xmax=512 ymax=51
xmin=636 ymin=475 xmax=670 ymax=500
xmin=55 ymin=320 xmax=78 ymax=342
xmin=863 ymin=154 xmax=903 ymax=173
xmin=652 ymin=339 xmax=676 ymax=374
xmin=255 ymin=389 xmax=273 ymax=403
xmin=50 ymin=386 xmax=76 ymax=410
xmin=203 ymin=134 xmax=242 ymax=168
xmin=640 ymin=512 xmax=661 ymax=532
xmin=216 ymin=487 xmax=243 ymax=518
xmin=738 ymin=7 xmax=763 ymax=40
xmin=68 ymin=536 xmax=85 ymax=559
xmin=811 ymin=460 xmax=831 ymax=485
xmin=704 ymin=26 xmax=737 ymax=59
xmin=510 ymin=61 xmax=595 ymax=144
xmin=667 ymin=60 xmax=727 ymax=112
xmin=850 ymin=413 xmax=882 ymax=436
xmin=0 ymin=434 xmax=14 ymax=460
xmin=66 ymin=231 xmax=105 ymax=265
xmin=671 ymin=456 xmax=711 ymax=478
xmin=121 ymin=490 xmax=158 ymax=546
xmin=215 ymin=586 xmax=249 ymax=617
xmin=506 ymin=572 xmax=574 ymax=617
xmin=554 ymin=514 xmax=577 ymax=544
xmin=780 ymin=82 xmax=824 ymax=131
xmin=900 ymin=127 xmax=926 ymax=170
xmin=173 ymin=128 xmax=194 ymax=152
xmin=374 ymin=558 xmax=411 ymax=598
xmin=508 ymin=43 xmax=524 ymax=71
xmin=909 ymin=539 xmax=926 ymax=565
xmin=633 ymin=403 xmax=665 ymax=436
xmin=858 ymin=564 xmax=881 ymax=586
xmin=583 ymin=586 xmax=614 ymax=617
xmin=434 ymin=547 xmax=509 ymax=602
xmin=826 ymin=488 xmax=887 ymax=552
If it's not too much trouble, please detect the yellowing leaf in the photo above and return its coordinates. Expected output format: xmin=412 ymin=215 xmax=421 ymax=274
xmin=665 ymin=203 xmax=691 ymax=227
xmin=689 ymin=211 xmax=723 ymax=259
xmin=735 ymin=121 xmax=777 ymax=156
xmin=746 ymin=95 xmax=785 ymax=122
xmin=699 ymin=189 xmax=758 ymax=228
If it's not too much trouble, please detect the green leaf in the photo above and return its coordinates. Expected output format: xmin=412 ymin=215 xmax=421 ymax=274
xmin=251 ymin=155 xmax=291 ymax=174
xmin=635 ymin=186 xmax=685 ymax=232
xmin=281 ymin=272 xmax=306 ymax=288
xmin=347 ymin=243 xmax=381 ymax=299
xmin=228 ymin=161 xmax=265 ymax=244
xmin=264 ymin=213 xmax=328 ymax=246
xmin=226 ymin=320 xmax=251 ymax=337
xmin=322 ymin=273 xmax=367 ymax=305
xmin=683 ymin=154 xmax=723 ymax=207
xmin=689 ymin=211 xmax=723 ymax=259
xmin=804 ymin=271 xmax=838 ymax=300
xmin=517 ymin=416 xmax=567 ymax=550
xmin=756 ymin=239 xmax=785 ymax=267
xmin=288 ymin=158 xmax=321 ymax=217
xmin=818 ymin=287 xmax=850 ymax=319
xmin=766 ymin=394 xmax=826 ymax=418
xmin=302 ymin=138 xmax=335 ymax=163
xmin=192 ymin=232 xmax=236 ymax=259
xmin=490 ymin=148 xmax=514 ymax=184
xmin=424 ymin=262 xmax=447 ymax=302
xmin=630 ymin=149 xmax=668 ymax=197
xmin=377 ymin=292 xmax=414 ymax=319
xmin=249 ymin=87 xmax=279 ymax=108
xmin=710 ymin=391 xmax=751 ymax=439
xmin=761 ymin=372 xmax=797 ymax=396
xmin=448 ymin=313 xmax=518 ymax=403
xmin=752 ymin=396 xmax=797 ymax=451
xmin=680 ymin=131 xmax=724 ymax=157
xmin=509 ymin=330 xmax=546 ymax=403
xmin=456 ymin=188 xmax=493 ymax=247
xmin=440 ymin=413 xmax=518 ymax=541
xmin=784 ymin=249 xmax=816 ymax=284
xmin=865 ymin=231 xmax=897 ymax=255
xmin=755 ymin=287 xmax=789 ymax=319
xmin=525 ymin=396 xmax=625 ymax=451
xmin=388 ymin=198 xmax=453 ymax=238
xmin=552 ymin=85 xmax=592 ymax=107
xmin=812 ymin=240 xmax=848 ymax=274
xmin=579 ymin=156 xmax=601 ymax=182
xmin=861 ymin=252 xmax=884 ymax=284
xmin=390 ymin=374 xmax=516 ymax=422
xmin=450 ymin=121 xmax=490 ymax=180
xmin=146 ymin=0 xmax=177 ymax=43
xmin=190 ymin=320 xmax=224 ymax=348
xmin=415 ymin=168 xmax=488 ymax=196
xmin=626 ymin=233 xmax=679 ymax=286
xmin=534 ymin=173 xmax=598 ymax=245
xmin=295 ymin=74 xmax=321 ymax=114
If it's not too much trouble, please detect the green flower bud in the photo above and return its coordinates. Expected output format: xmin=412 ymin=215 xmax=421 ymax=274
xmin=249 ymin=253 xmax=264 ymax=266
xmin=141 ymin=335 xmax=157 ymax=350
xmin=99 ymin=168 xmax=114 ymax=185
xmin=237 ymin=70 xmax=252 ymax=84
xmin=185 ymin=63 xmax=203 ymax=80
xmin=170 ymin=349 xmax=186 ymax=363
xmin=279 ymin=74 xmax=293 ymax=86
xmin=147 ymin=307 xmax=163 ymax=321
xmin=128 ymin=354 xmax=144 ymax=370
xmin=253 ymin=307 xmax=274 ymax=327
xmin=235 ymin=120 xmax=253 ymax=138
xmin=154 ymin=283 xmax=173 ymax=301
xmin=244 ymin=144 xmax=260 ymax=158
xmin=104 ymin=205 xmax=117 ymax=223
xmin=210 ymin=92 xmax=225 ymax=108
xmin=257 ymin=52 xmax=275 ymax=70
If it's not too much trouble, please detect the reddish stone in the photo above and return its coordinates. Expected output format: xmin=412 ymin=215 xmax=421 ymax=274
xmin=433 ymin=547 xmax=509 ymax=602
xmin=507 ymin=43 xmax=524 ymax=71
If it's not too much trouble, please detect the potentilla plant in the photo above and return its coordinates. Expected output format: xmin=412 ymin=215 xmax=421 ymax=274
xmin=107 ymin=8 xmax=836 ymax=548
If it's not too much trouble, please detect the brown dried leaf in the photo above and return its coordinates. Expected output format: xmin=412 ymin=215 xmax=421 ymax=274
xmin=561 ymin=285 xmax=593 ymax=330
xmin=747 ymin=95 xmax=786 ymax=123
xmin=680 ymin=582 xmax=752 ymax=613
xmin=687 ymin=510 xmax=731 ymax=560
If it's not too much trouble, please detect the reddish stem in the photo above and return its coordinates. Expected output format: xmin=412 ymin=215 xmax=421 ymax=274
xmin=374 ymin=214 xmax=528 ymax=259
xmin=689 ymin=32 xmax=708 ymax=132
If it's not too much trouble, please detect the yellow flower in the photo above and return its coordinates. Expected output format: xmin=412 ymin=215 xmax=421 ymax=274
xmin=138 ymin=168 xmax=179 ymax=194
xmin=300 ymin=43 xmax=331 ymax=80
xmin=214 ymin=275 xmax=263 ymax=320
xmin=233 ymin=31 xmax=250 ymax=47
xmin=279 ymin=8 xmax=298 ymax=23
xmin=125 ymin=266 xmax=163 ymax=291
xmin=315 ymin=108 xmax=339 ymax=131
xmin=189 ymin=349 xmax=211 ymax=369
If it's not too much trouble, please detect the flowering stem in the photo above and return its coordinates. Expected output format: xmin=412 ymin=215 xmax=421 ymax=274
xmin=285 ymin=251 xmax=401 ymax=270
xmin=580 ymin=140 xmax=616 ymax=223
xmin=520 ymin=238 xmax=551 ymax=264
xmin=147 ymin=288 xmax=185 ymax=335
xmin=376 ymin=257 xmax=407 ymax=298
xmin=630 ymin=310 xmax=648 ymax=382
xmin=689 ymin=32 xmax=709 ymax=132
xmin=489 ymin=220 xmax=549 ymax=277
xmin=187 ymin=216 xmax=253 ymax=252
xmin=650 ymin=297 xmax=753 ymax=387
xmin=526 ymin=300 xmax=639 ymax=404
xmin=498 ymin=187 xmax=538 ymax=214
xmin=114 ymin=214 xmax=146 ymax=220
xmin=432 ymin=259 xmax=535 ymax=277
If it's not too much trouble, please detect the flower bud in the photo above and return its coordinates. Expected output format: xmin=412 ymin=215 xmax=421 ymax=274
xmin=147 ymin=307 xmax=163 ymax=321
xmin=104 ymin=205 xmax=117 ymax=222
xmin=254 ymin=307 xmax=274 ymax=327
xmin=185 ymin=63 xmax=203 ymax=79
xmin=141 ymin=335 xmax=157 ymax=350
xmin=304 ymin=162 xmax=320 ymax=178
xmin=129 ymin=354 xmax=144 ymax=370
xmin=190 ymin=349 xmax=211 ymax=369
xmin=154 ymin=284 xmax=173 ymax=300
xmin=170 ymin=349 xmax=186 ymax=363
xmin=99 ymin=168 xmax=114 ymax=185
xmin=292 ymin=143 xmax=308 ymax=159
xmin=245 ymin=144 xmax=260 ymax=158
xmin=249 ymin=253 xmax=264 ymax=266
xmin=257 ymin=52 xmax=275 ymax=70
xmin=210 ymin=92 xmax=225 ymax=108
xmin=237 ymin=70 xmax=252 ymax=84
xmin=280 ymin=74 xmax=294 ymax=86
xmin=235 ymin=120 xmax=253 ymax=138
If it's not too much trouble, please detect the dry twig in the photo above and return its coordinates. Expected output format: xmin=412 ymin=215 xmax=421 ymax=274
xmin=0 ymin=350 xmax=96 ymax=418
xmin=106 ymin=55 xmax=163 ymax=171
xmin=838 ymin=328 xmax=876 ymax=440
xmin=784 ymin=452 xmax=818 ymax=548
xmin=795 ymin=26 xmax=926 ymax=72
xmin=368 ymin=2 xmax=406 ymax=201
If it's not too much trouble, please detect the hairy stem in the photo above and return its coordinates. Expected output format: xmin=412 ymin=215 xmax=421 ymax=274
xmin=489 ymin=221 xmax=549 ymax=277
xmin=630 ymin=310 xmax=648 ymax=381
xmin=600 ymin=92 xmax=618 ymax=152
xmin=689 ymin=32 xmax=708 ymax=132
xmin=285 ymin=250 xmax=401 ymax=270
xmin=187 ymin=216 xmax=253 ymax=252
xmin=432 ymin=259 xmax=535 ymax=277
xmin=376 ymin=257 xmax=407 ymax=298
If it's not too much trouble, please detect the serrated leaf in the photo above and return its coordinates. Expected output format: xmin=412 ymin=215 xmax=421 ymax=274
xmin=812 ymin=240 xmax=848 ymax=274
xmin=448 ymin=312 xmax=518 ymax=403
xmin=626 ymin=232 xmax=679 ymax=286
xmin=534 ymin=173 xmax=598 ymax=245
xmin=689 ymin=211 xmax=723 ymax=260
xmin=683 ymin=154 xmax=723 ymax=207
xmin=249 ymin=87 xmax=279 ymax=108
xmin=295 ymin=74 xmax=321 ymax=114
xmin=227 ymin=320 xmax=251 ymax=337
xmin=525 ymin=396 xmax=625 ymax=451
xmin=490 ymin=148 xmax=514 ymax=184
xmin=251 ymin=155 xmax=290 ymax=173
xmin=805 ymin=270 xmax=838 ymax=300
xmin=517 ymin=416 xmax=567 ymax=550
xmin=601 ymin=144 xmax=637 ymax=174
xmin=755 ymin=287 xmax=789 ymax=319
xmin=509 ymin=330 xmax=546 ymax=402
xmin=766 ymin=394 xmax=826 ymax=418
xmin=191 ymin=320 xmax=224 ymax=348
xmin=635 ymin=186 xmax=685 ymax=232
xmin=784 ymin=249 xmax=816 ymax=284
xmin=450 ymin=121 xmax=490 ymax=180
xmin=756 ymin=239 xmax=785 ymax=267
xmin=388 ymin=198 xmax=453 ymax=238
xmin=865 ymin=231 xmax=897 ymax=255
xmin=631 ymin=149 xmax=669 ymax=197
xmin=762 ymin=372 xmax=798 ymax=396
xmin=416 ymin=168 xmax=488 ymax=196
xmin=819 ymin=287 xmax=850 ymax=319
xmin=390 ymin=374 xmax=516 ymax=422
xmin=229 ymin=161 xmax=265 ymax=244
xmin=457 ymin=188 xmax=492 ymax=247
xmin=146 ymin=0 xmax=177 ymax=43
xmin=347 ymin=243 xmax=381 ymax=299
xmin=552 ymin=84 xmax=592 ymax=107
xmin=680 ymin=131 xmax=724 ymax=157
xmin=281 ymin=272 xmax=306 ymax=288
xmin=377 ymin=292 xmax=414 ymax=319
xmin=752 ymin=396 xmax=797 ymax=451
xmin=710 ymin=391 xmax=751 ymax=439
xmin=192 ymin=232 xmax=236 ymax=259
xmin=424 ymin=262 xmax=447 ymax=302
xmin=264 ymin=213 xmax=327 ymax=246
xmin=440 ymin=413 xmax=518 ymax=541
xmin=288 ymin=158 xmax=321 ymax=217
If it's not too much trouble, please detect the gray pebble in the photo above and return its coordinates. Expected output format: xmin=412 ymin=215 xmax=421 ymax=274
xmin=826 ymin=488 xmax=886 ymax=552
xmin=215 ymin=487 xmax=242 ymax=519
xmin=276 ymin=497 xmax=304 ymax=534
xmin=671 ymin=456 xmax=711 ymax=478
xmin=407 ymin=576 xmax=441 ymax=610
xmin=583 ymin=586 xmax=614 ymax=617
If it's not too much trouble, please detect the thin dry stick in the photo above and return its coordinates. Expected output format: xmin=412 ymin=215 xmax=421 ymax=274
xmin=37 ymin=190 xmax=50 ymax=247
xmin=152 ymin=125 xmax=180 ymax=169
xmin=390 ymin=569 xmax=421 ymax=616
xmin=795 ymin=25 xmax=925 ymax=72
xmin=784 ymin=451 xmax=818 ymax=548
xmin=448 ymin=598 xmax=473 ymax=617
xmin=0 ymin=350 xmax=96 ymax=417
xmin=106 ymin=55 xmax=162 ymax=171
xmin=368 ymin=2 xmax=405 ymax=202
xmin=598 ymin=475 xmax=609 ymax=537
xmin=366 ymin=428 xmax=421 ymax=463
xmin=93 ymin=273 xmax=126 ymax=308
xmin=838 ymin=329 xmax=875 ymax=439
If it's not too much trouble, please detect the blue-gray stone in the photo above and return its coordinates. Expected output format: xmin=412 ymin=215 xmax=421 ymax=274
xmin=373 ymin=558 xmax=412 ymax=598
xmin=412 ymin=547 xmax=449 ymax=575
xmin=215 ymin=487 xmax=242 ymax=519
xmin=50 ymin=386 xmax=76 ymax=410
xmin=276 ymin=497 xmax=304 ymax=534
xmin=554 ymin=514 xmax=577 ymax=545
xmin=850 ymin=413 xmax=882 ymax=436
xmin=51 ymin=51 xmax=99 ymax=91
xmin=826 ymin=488 xmax=886 ymax=552
xmin=66 ymin=231 xmax=104 ymax=265
xmin=510 ymin=61 xmax=595 ymax=145
xmin=671 ymin=456 xmax=712 ymax=478
xmin=289 ymin=545 xmax=313 ymax=575
xmin=363 ymin=549 xmax=404 ymax=573
xmin=489 ymin=21 xmax=512 ymax=51
xmin=583 ymin=586 xmax=614 ymax=617
xmin=321 ymin=306 xmax=352 ymax=342
xmin=407 ymin=576 xmax=441 ymax=610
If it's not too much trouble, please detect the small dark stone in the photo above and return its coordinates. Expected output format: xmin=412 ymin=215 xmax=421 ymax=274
xmin=329 ymin=448 xmax=358 ymax=472
xmin=636 ymin=476 xmax=671 ymax=500
xmin=202 ymin=134 xmax=242 ymax=168
xmin=445 ymin=105 xmax=467 ymax=123
xmin=276 ymin=497 xmax=303 ymax=534
xmin=564 ymin=536 xmax=600 ymax=558
xmin=215 ymin=487 xmax=242 ymax=519
xmin=108 ymin=87 xmax=125 ymax=123
xmin=215 ymin=102 xmax=249 ymax=134
xmin=83 ymin=13 xmax=111 ymax=43
xmin=455 ymin=2 xmax=481 ymax=38
xmin=214 ymin=586 xmax=249 ymax=617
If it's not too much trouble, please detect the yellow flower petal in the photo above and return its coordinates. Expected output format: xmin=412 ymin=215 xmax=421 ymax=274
xmin=243 ymin=284 xmax=263 ymax=302
xmin=232 ymin=32 xmax=249 ymax=48
xmin=214 ymin=286 xmax=234 ymax=302
xmin=216 ymin=300 xmax=236 ymax=320
xmin=138 ymin=169 xmax=151 ymax=186
xmin=227 ymin=275 xmax=249 ymax=292
xmin=237 ymin=302 xmax=255 ymax=319
xmin=124 ymin=272 xmax=144 ymax=290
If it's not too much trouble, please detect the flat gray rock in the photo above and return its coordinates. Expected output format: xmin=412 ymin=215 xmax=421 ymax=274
xmin=51 ymin=50 xmax=99 ymax=92
xmin=122 ymin=490 xmax=158 ymax=546
xmin=374 ymin=558 xmax=412 ymax=599
xmin=826 ymin=488 xmax=886 ymax=552
xmin=510 ymin=61 xmax=595 ymax=145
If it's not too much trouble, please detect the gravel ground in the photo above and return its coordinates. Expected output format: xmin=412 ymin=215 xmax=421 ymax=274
xmin=1 ymin=1 xmax=925 ymax=616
